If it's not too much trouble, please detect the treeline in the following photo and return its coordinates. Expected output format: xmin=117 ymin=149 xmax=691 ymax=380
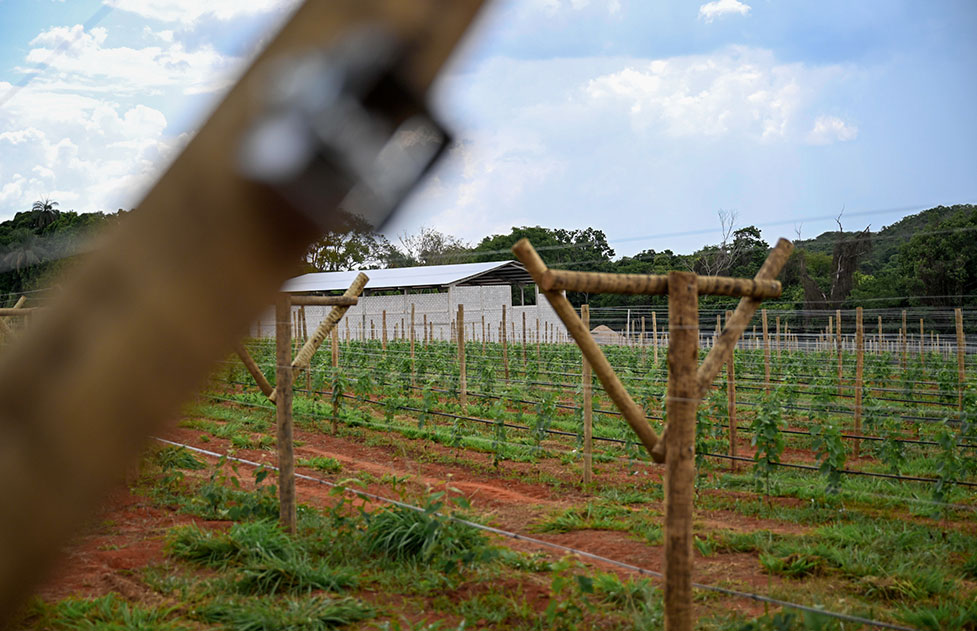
xmin=306 ymin=203 xmax=977 ymax=313
xmin=0 ymin=200 xmax=126 ymax=303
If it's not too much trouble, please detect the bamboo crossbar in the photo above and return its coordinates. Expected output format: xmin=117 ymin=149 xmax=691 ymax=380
xmin=0 ymin=308 xmax=37 ymax=316
xmin=235 ymin=343 xmax=274 ymax=398
xmin=541 ymin=269 xmax=782 ymax=299
xmin=512 ymin=238 xmax=663 ymax=461
xmin=287 ymin=295 xmax=359 ymax=306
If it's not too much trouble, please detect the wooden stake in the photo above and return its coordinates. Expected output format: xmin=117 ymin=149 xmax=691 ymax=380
xmin=775 ymin=315 xmax=781 ymax=368
xmin=877 ymin=315 xmax=882 ymax=355
xmin=919 ymin=317 xmax=925 ymax=369
xmin=522 ymin=311 xmax=527 ymax=369
xmin=641 ymin=316 xmax=646 ymax=366
xmin=957 ymin=308 xmax=966 ymax=411
xmin=653 ymin=312 xmax=659 ymax=365
xmin=901 ymin=310 xmax=908 ymax=371
xmin=855 ymin=307 xmax=864 ymax=458
xmin=423 ymin=313 xmax=428 ymax=345
xmin=725 ymin=310 xmax=736 ymax=471
xmin=762 ymin=309 xmax=770 ymax=393
xmin=836 ymin=309 xmax=843 ymax=395
xmin=582 ymin=304 xmax=592 ymax=485
xmin=664 ymin=271 xmax=697 ymax=631
xmin=382 ymin=310 xmax=387 ymax=350
xmin=275 ymin=294 xmax=296 ymax=534
xmin=502 ymin=304 xmax=509 ymax=382
xmin=331 ymin=327 xmax=339 ymax=368
xmin=457 ymin=304 xmax=466 ymax=410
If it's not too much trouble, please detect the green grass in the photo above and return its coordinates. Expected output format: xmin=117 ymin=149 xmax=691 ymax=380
xmin=23 ymin=593 xmax=187 ymax=630
xmin=297 ymin=456 xmax=343 ymax=474
xmin=195 ymin=595 xmax=374 ymax=631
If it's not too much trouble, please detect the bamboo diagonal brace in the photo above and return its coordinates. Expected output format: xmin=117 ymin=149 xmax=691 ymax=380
xmin=268 ymin=272 xmax=368 ymax=402
xmin=512 ymin=239 xmax=663 ymax=461
xmin=696 ymin=238 xmax=793 ymax=397
xmin=236 ymin=343 xmax=274 ymax=398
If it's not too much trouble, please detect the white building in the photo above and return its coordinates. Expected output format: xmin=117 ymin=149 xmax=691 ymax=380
xmin=252 ymin=261 xmax=569 ymax=343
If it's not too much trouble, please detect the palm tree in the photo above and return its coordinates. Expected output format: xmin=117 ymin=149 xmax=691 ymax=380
xmin=30 ymin=198 xmax=60 ymax=230
xmin=2 ymin=229 xmax=47 ymax=273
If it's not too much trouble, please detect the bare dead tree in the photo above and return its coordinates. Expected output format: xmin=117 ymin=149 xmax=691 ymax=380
xmin=795 ymin=208 xmax=872 ymax=311
xmin=694 ymin=209 xmax=741 ymax=276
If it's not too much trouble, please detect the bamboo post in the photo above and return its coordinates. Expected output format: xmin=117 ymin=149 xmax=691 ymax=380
xmin=762 ymin=309 xmax=770 ymax=393
xmin=877 ymin=315 xmax=882 ymax=355
xmin=901 ymin=310 xmax=907 ymax=371
xmin=331 ymin=327 xmax=339 ymax=368
xmin=664 ymin=271 xmax=697 ymax=631
xmin=641 ymin=316 xmax=646 ymax=366
xmin=726 ymin=310 xmax=736 ymax=471
xmin=919 ymin=317 xmax=925 ymax=369
xmin=410 ymin=304 xmax=416 ymax=360
xmin=382 ymin=310 xmax=387 ymax=350
xmin=957 ymin=308 xmax=966 ymax=411
xmin=482 ymin=314 xmax=486 ymax=351
xmin=522 ymin=311 xmax=527 ymax=369
xmin=457 ymin=304 xmax=466 ymax=410
xmin=275 ymin=294 xmax=296 ymax=534
xmin=653 ymin=312 xmax=659 ymax=365
xmin=836 ymin=309 xmax=843 ymax=395
xmin=502 ymin=304 xmax=509 ymax=382
xmin=582 ymin=304 xmax=593 ymax=485
xmin=331 ymin=327 xmax=340 ymax=433
xmin=361 ymin=313 xmax=366 ymax=342
xmin=775 ymin=315 xmax=781 ymax=369
xmin=423 ymin=314 xmax=428 ymax=345
xmin=854 ymin=307 xmax=863 ymax=458
xmin=536 ymin=317 xmax=541 ymax=372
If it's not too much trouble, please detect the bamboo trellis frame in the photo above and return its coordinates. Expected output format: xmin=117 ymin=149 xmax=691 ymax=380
xmin=513 ymin=236 xmax=793 ymax=631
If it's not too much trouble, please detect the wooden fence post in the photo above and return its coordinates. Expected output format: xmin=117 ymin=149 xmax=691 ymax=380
xmin=482 ymin=314 xmax=486 ymax=351
xmin=653 ymin=312 xmax=659 ymax=365
xmin=522 ymin=311 xmax=527 ymax=369
xmin=457 ymin=304 xmax=466 ymax=410
xmin=502 ymin=305 xmax=509 ymax=382
xmin=382 ymin=310 xmax=387 ymax=350
xmin=582 ymin=304 xmax=592 ymax=485
xmin=331 ymin=327 xmax=340 ymax=433
xmin=901 ymin=310 xmax=908 ymax=372
xmin=957 ymin=308 xmax=966 ymax=411
xmin=726 ymin=310 xmax=737 ymax=471
xmin=536 ymin=317 xmax=541 ymax=372
xmin=275 ymin=294 xmax=296 ymax=534
xmin=664 ymin=271 xmax=698 ymax=631
xmin=854 ymin=307 xmax=864 ymax=458
xmin=775 ymin=315 xmax=781 ymax=370
xmin=919 ymin=317 xmax=925 ymax=370
xmin=423 ymin=313 xmax=428 ymax=345
xmin=877 ymin=315 xmax=882 ymax=355
xmin=641 ymin=316 xmax=646 ymax=366
xmin=762 ymin=309 xmax=770 ymax=393
xmin=836 ymin=309 xmax=843 ymax=395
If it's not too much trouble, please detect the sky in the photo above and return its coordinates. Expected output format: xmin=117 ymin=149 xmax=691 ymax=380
xmin=0 ymin=0 xmax=975 ymax=256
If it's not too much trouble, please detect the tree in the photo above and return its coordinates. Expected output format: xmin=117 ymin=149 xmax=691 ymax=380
xmin=794 ymin=212 xmax=871 ymax=310
xmin=899 ymin=206 xmax=977 ymax=306
xmin=30 ymin=198 xmax=60 ymax=230
xmin=305 ymin=209 xmax=392 ymax=272
xmin=387 ymin=226 xmax=471 ymax=267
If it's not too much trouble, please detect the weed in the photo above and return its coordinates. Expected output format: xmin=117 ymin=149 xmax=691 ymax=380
xmin=196 ymin=595 xmax=374 ymax=631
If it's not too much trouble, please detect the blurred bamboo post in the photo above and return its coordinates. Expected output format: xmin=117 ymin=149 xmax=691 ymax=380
xmin=382 ymin=310 xmax=387 ymax=350
xmin=877 ymin=315 xmax=882 ymax=355
xmin=457 ymin=304 xmax=466 ymax=410
xmin=836 ymin=309 xmax=843 ymax=395
xmin=522 ymin=311 xmax=527 ymax=369
xmin=410 ymin=304 xmax=416 ymax=360
xmin=331 ymin=327 xmax=339 ymax=368
xmin=901 ymin=310 xmax=908 ymax=372
xmin=653 ymin=312 xmax=659 ymax=365
xmin=762 ymin=309 xmax=770 ymax=394
xmin=641 ymin=316 xmax=646 ymax=366
xmin=300 ymin=306 xmax=308 ymax=340
xmin=361 ymin=313 xmax=366 ymax=342
xmin=423 ymin=314 xmax=428 ymax=345
xmin=956 ymin=308 xmax=966 ymax=411
xmin=726 ymin=310 xmax=737 ymax=471
xmin=775 ymin=315 xmax=781 ymax=370
xmin=854 ymin=307 xmax=864 ymax=458
xmin=919 ymin=317 xmax=925 ymax=369
xmin=582 ymin=304 xmax=593 ymax=485
xmin=664 ymin=271 xmax=697 ymax=631
xmin=331 ymin=327 xmax=340 ymax=434
xmin=275 ymin=294 xmax=296 ymax=534
xmin=502 ymin=304 xmax=509 ymax=382
xmin=481 ymin=314 xmax=486 ymax=350
xmin=536 ymin=317 xmax=541 ymax=373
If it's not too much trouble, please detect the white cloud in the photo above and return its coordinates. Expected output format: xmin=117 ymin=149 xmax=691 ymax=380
xmin=806 ymin=115 xmax=858 ymax=145
xmin=106 ymin=0 xmax=296 ymax=24
xmin=23 ymin=24 xmax=238 ymax=95
xmin=698 ymin=0 xmax=751 ymax=23
xmin=585 ymin=47 xmax=845 ymax=142
xmin=529 ymin=0 xmax=622 ymax=16
xmin=0 ymin=80 xmax=186 ymax=217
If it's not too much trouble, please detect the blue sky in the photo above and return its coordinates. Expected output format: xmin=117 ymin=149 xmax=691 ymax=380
xmin=0 ymin=0 xmax=975 ymax=256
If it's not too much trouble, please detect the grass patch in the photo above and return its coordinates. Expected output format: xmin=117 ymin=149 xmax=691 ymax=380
xmin=196 ymin=595 xmax=374 ymax=631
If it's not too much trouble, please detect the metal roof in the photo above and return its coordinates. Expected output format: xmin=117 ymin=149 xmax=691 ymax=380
xmin=281 ymin=260 xmax=533 ymax=293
